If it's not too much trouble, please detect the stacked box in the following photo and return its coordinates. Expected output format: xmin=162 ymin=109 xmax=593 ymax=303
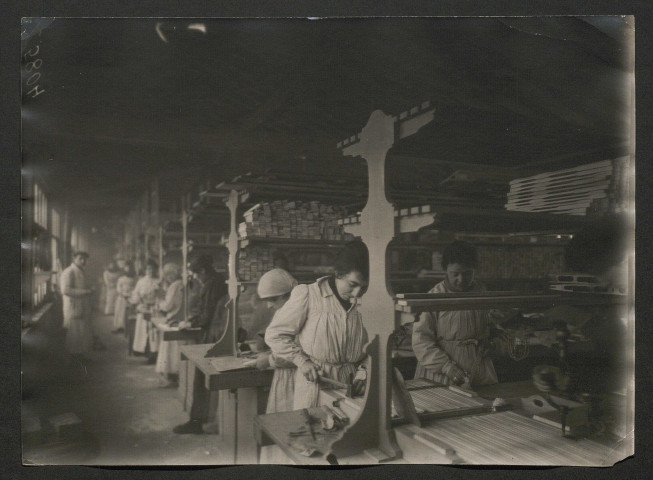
xmin=240 ymin=200 xmax=353 ymax=241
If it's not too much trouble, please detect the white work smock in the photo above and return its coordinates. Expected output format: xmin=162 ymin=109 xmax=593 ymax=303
xmin=60 ymin=263 xmax=93 ymax=354
xmin=265 ymin=276 xmax=367 ymax=409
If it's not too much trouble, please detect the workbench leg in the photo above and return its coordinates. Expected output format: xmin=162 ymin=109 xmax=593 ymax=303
xmin=219 ymin=389 xmax=238 ymax=464
xmin=177 ymin=360 xmax=194 ymax=411
xmin=236 ymin=386 xmax=268 ymax=464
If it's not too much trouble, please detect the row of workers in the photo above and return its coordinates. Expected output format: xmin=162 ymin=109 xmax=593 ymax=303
xmin=171 ymin=240 xmax=503 ymax=436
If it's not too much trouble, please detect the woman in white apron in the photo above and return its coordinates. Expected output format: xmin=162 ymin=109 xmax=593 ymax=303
xmin=130 ymin=260 xmax=161 ymax=362
xmin=265 ymin=241 xmax=369 ymax=411
xmin=155 ymin=263 xmax=186 ymax=386
xmin=113 ymin=261 xmax=136 ymax=333
xmin=253 ymin=268 xmax=297 ymax=464
xmin=103 ymin=261 xmax=121 ymax=315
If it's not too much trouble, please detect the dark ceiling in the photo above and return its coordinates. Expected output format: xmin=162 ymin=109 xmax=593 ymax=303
xmin=20 ymin=16 xmax=632 ymax=222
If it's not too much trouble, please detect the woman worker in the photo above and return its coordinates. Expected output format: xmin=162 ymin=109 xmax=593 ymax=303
xmin=112 ymin=260 xmax=136 ymax=334
xmin=254 ymin=268 xmax=298 ymax=413
xmin=103 ymin=261 xmax=121 ymax=315
xmin=412 ymin=240 xmax=505 ymax=387
xmin=130 ymin=260 xmax=161 ymax=362
xmin=265 ymin=241 xmax=369 ymax=410
xmin=154 ymin=262 xmax=185 ymax=387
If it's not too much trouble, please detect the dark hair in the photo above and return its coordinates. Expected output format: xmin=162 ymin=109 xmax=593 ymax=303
xmin=189 ymin=254 xmax=214 ymax=274
xmin=333 ymin=240 xmax=369 ymax=280
xmin=441 ymin=241 xmax=478 ymax=269
xmin=146 ymin=259 xmax=158 ymax=270
xmin=565 ymin=215 xmax=631 ymax=275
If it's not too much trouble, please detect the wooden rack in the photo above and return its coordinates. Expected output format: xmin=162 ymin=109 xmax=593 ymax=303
xmin=326 ymin=102 xmax=438 ymax=462
xmin=321 ymin=103 xmax=624 ymax=463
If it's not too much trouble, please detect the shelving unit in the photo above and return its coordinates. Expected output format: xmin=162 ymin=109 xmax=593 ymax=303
xmin=300 ymin=103 xmax=625 ymax=464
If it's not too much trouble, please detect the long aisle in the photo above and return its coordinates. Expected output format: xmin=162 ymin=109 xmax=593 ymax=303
xmin=22 ymin=309 xmax=231 ymax=465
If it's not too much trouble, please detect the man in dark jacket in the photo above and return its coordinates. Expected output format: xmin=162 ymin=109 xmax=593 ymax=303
xmin=173 ymin=255 xmax=228 ymax=434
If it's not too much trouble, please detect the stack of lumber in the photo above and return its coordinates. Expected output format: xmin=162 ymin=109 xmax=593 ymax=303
xmin=239 ymin=200 xmax=353 ymax=241
xmin=586 ymin=156 xmax=632 ymax=217
xmin=506 ymin=159 xmax=624 ymax=216
xmin=237 ymin=246 xmax=275 ymax=281
xmin=476 ymin=245 xmax=566 ymax=280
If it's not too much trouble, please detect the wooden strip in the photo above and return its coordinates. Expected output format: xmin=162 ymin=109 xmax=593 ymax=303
xmin=491 ymin=414 xmax=606 ymax=462
xmin=508 ymin=172 xmax=612 ymax=194
xmin=413 ymin=432 xmax=456 ymax=456
xmin=506 ymin=191 xmax=608 ymax=207
xmin=395 ymin=291 xmax=518 ymax=299
xmin=510 ymin=203 xmax=592 ymax=213
xmin=449 ymin=416 xmax=543 ymax=464
xmin=489 ymin=412 xmax=608 ymax=460
xmin=430 ymin=418 xmax=502 ymax=463
xmin=507 ymin=187 xmax=610 ymax=205
xmin=506 ymin=197 xmax=600 ymax=210
xmin=507 ymin=178 xmax=611 ymax=198
xmin=509 ymin=161 xmax=612 ymax=186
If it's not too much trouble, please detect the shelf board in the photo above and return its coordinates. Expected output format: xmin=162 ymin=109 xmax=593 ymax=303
xmin=239 ymin=237 xmax=351 ymax=249
xmin=395 ymin=293 xmax=627 ymax=313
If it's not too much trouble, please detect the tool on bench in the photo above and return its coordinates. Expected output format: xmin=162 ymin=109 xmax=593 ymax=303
xmin=318 ymin=374 xmax=353 ymax=398
xmin=301 ymin=409 xmax=316 ymax=440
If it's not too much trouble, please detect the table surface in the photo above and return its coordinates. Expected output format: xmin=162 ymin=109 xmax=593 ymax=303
xmin=254 ymin=407 xmax=344 ymax=465
xmin=180 ymin=344 xmax=274 ymax=391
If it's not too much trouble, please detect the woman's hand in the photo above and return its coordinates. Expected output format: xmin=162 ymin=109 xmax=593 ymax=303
xmin=300 ymin=360 xmax=321 ymax=383
xmin=442 ymin=361 xmax=466 ymax=386
xmin=255 ymin=352 xmax=272 ymax=371
xmin=352 ymin=366 xmax=367 ymax=396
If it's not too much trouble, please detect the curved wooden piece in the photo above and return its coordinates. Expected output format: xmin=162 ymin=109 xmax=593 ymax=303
xmin=326 ymin=336 xmax=389 ymax=460
xmin=330 ymin=110 xmax=401 ymax=461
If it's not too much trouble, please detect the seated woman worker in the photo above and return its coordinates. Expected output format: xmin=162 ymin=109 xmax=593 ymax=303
xmin=265 ymin=241 xmax=369 ymax=410
xmin=412 ymin=240 xmax=507 ymax=388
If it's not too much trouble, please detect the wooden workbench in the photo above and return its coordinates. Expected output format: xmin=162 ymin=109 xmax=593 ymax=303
xmin=179 ymin=344 xmax=274 ymax=464
xmin=253 ymin=406 xmax=408 ymax=465
xmin=255 ymin=379 xmax=625 ymax=465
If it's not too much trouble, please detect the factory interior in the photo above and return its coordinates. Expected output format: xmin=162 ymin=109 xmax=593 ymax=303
xmin=21 ymin=17 xmax=635 ymax=466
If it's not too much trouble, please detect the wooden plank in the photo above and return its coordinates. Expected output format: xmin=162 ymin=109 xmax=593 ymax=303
xmin=395 ymin=291 xmax=518 ymax=299
xmin=508 ymin=183 xmax=609 ymax=202
xmin=507 ymin=184 xmax=611 ymax=203
xmin=509 ymin=204 xmax=591 ymax=213
xmin=395 ymin=293 xmax=626 ymax=313
xmin=509 ymin=164 xmax=613 ymax=189
xmin=509 ymin=160 xmax=612 ymax=186
xmin=162 ymin=328 xmax=202 ymax=342
xmin=507 ymin=179 xmax=611 ymax=199
xmin=508 ymin=172 xmax=611 ymax=194
xmin=413 ymin=411 xmax=611 ymax=465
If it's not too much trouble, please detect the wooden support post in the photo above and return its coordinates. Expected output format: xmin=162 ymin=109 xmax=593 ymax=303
xmin=181 ymin=209 xmax=189 ymax=321
xmin=329 ymin=105 xmax=434 ymax=462
xmin=206 ymin=189 xmax=240 ymax=357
